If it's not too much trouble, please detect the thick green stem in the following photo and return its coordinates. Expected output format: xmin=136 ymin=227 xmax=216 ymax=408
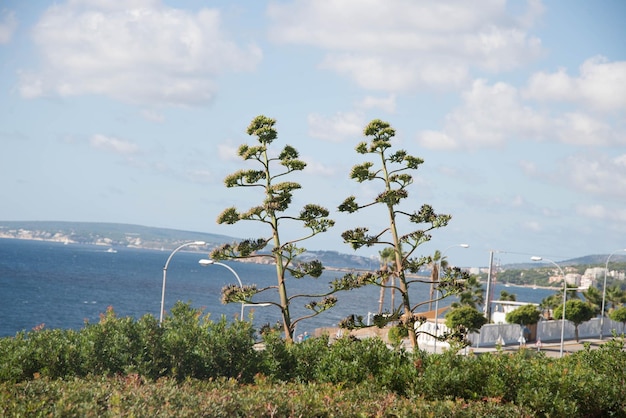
xmin=381 ymin=151 xmax=417 ymax=349
xmin=264 ymin=148 xmax=293 ymax=343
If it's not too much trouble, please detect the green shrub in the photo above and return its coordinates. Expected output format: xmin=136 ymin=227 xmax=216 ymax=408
xmin=256 ymin=329 xmax=297 ymax=381
xmin=420 ymin=350 xmax=484 ymax=400
xmin=2 ymin=303 xmax=626 ymax=417
xmin=0 ymin=302 xmax=259 ymax=383
xmin=81 ymin=306 xmax=146 ymax=376
xmin=312 ymin=336 xmax=419 ymax=394
xmin=388 ymin=324 xmax=408 ymax=347
xmin=0 ymin=376 xmax=532 ymax=417
xmin=196 ymin=315 xmax=259 ymax=382
xmin=287 ymin=333 xmax=331 ymax=382
xmin=160 ymin=302 xmax=212 ymax=379
xmin=0 ymin=327 xmax=86 ymax=381
xmin=161 ymin=301 xmax=259 ymax=381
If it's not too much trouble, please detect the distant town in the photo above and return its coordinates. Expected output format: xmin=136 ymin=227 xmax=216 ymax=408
xmin=0 ymin=221 xmax=375 ymax=270
xmin=1 ymin=224 xmax=145 ymax=248
xmin=1 ymin=221 xmax=625 ymax=288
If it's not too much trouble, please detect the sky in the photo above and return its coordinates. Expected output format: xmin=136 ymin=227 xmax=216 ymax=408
xmin=1 ymin=0 xmax=625 ymax=268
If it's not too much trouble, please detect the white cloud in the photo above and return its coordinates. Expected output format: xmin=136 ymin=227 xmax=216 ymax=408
xmin=0 ymin=10 xmax=18 ymax=44
xmin=217 ymin=142 xmax=240 ymax=162
xmin=511 ymin=195 xmax=525 ymax=207
xmin=553 ymin=112 xmax=616 ymax=146
xmin=416 ymin=73 xmax=626 ymax=150
xmin=268 ymin=0 xmax=543 ymax=91
xmin=19 ymin=0 xmax=262 ymax=106
xmin=357 ymin=95 xmax=396 ymax=113
xmin=140 ymin=109 xmax=164 ymax=123
xmin=90 ymin=134 xmax=139 ymax=155
xmin=524 ymin=56 xmax=626 ymax=112
xmin=416 ymin=79 xmax=549 ymax=149
xmin=560 ymin=153 xmax=626 ymax=200
xmin=302 ymin=157 xmax=337 ymax=177
xmin=307 ymin=111 xmax=364 ymax=141
xmin=519 ymin=160 xmax=538 ymax=176
xmin=417 ymin=130 xmax=459 ymax=151
xmin=523 ymin=220 xmax=542 ymax=232
xmin=521 ymin=152 xmax=626 ymax=201
xmin=185 ymin=169 xmax=213 ymax=184
xmin=320 ymin=55 xmax=469 ymax=91
xmin=577 ymin=204 xmax=626 ymax=225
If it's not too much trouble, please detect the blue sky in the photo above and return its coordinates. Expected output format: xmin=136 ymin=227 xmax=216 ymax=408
xmin=1 ymin=0 xmax=625 ymax=267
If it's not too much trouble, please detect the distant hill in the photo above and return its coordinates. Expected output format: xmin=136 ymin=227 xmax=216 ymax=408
xmin=504 ymin=254 xmax=626 ymax=270
xmin=0 ymin=221 xmax=235 ymax=249
xmin=3 ymin=221 xmax=622 ymax=271
xmin=561 ymin=254 xmax=626 ymax=265
xmin=0 ymin=221 xmax=372 ymax=269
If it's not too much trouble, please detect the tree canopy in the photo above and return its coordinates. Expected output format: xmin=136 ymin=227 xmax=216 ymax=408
xmin=505 ymin=304 xmax=541 ymax=326
xmin=334 ymin=119 xmax=468 ymax=349
xmin=211 ymin=115 xmax=336 ymax=343
xmin=444 ymin=306 xmax=488 ymax=347
xmin=553 ymin=299 xmax=595 ymax=341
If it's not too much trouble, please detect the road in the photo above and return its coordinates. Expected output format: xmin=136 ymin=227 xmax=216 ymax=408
xmin=460 ymin=338 xmax=611 ymax=358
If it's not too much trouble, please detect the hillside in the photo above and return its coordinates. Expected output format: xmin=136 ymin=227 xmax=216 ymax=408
xmin=0 ymin=221 xmax=234 ymax=249
xmin=0 ymin=221 xmax=371 ymax=269
xmin=2 ymin=221 xmax=623 ymax=272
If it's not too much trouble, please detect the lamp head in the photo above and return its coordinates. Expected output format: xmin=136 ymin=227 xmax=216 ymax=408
xmin=198 ymin=259 xmax=214 ymax=266
xmin=531 ymin=256 xmax=542 ymax=262
xmin=460 ymin=244 xmax=469 ymax=248
xmin=194 ymin=241 xmax=207 ymax=246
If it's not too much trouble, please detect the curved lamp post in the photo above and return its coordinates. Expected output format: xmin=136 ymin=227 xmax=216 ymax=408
xmin=600 ymin=248 xmax=626 ymax=339
xmin=433 ymin=243 xmax=469 ymax=353
xmin=198 ymin=259 xmax=245 ymax=319
xmin=159 ymin=241 xmax=206 ymax=324
xmin=531 ymin=256 xmax=567 ymax=357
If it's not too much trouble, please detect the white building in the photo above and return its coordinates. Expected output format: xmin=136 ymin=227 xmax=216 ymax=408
xmin=490 ymin=300 xmax=540 ymax=324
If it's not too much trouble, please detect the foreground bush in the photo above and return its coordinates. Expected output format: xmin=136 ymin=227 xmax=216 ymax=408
xmin=419 ymin=341 xmax=626 ymax=416
xmin=0 ymin=303 xmax=260 ymax=382
xmin=0 ymin=375 xmax=531 ymax=417
xmin=1 ymin=304 xmax=625 ymax=416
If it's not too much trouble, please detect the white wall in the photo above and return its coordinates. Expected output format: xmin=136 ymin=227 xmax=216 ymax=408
xmin=416 ymin=317 xmax=626 ymax=348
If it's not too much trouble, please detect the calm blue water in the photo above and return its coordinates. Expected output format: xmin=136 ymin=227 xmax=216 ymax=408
xmin=0 ymin=239 xmax=557 ymax=337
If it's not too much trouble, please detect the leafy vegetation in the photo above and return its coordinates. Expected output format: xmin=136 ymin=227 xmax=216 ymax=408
xmin=1 ymin=304 xmax=626 ymax=417
xmin=505 ymin=304 xmax=541 ymax=326
xmin=610 ymin=307 xmax=626 ymax=332
xmin=445 ymin=306 xmax=488 ymax=345
xmin=451 ymin=274 xmax=484 ymax=310
xmin=553 ymin=299 xmax=596 ymax=342
xmin=336 ymin=119 xmax=469 ymax=348
xmin=211 ymin=115 xmax=337 ymax=343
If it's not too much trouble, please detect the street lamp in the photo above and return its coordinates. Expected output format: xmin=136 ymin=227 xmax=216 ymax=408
xmin=600 ymin=249 xmax=626 ymax=339
xmin=433 ymin=243 xmax=469 ymax=353
xmin=198 ymin=259 xmax=245 ymax=319
xmin=531 ymin=256 xmax=567 ymax=357
xmin=159 ymin=241 xmax=206 ymax=324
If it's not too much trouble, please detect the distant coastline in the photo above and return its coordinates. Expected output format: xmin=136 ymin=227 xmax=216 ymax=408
xmin=0 ymin=221 xmax=375 ymax=270
xmin=0 ymin=221 xmax=226 ymax=251
xmin=2 ymin=220 xmax=622 ymax=283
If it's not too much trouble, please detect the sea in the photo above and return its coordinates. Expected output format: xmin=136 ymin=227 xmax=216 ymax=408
xmin=0 ymin=238 xmax=557 ymax=337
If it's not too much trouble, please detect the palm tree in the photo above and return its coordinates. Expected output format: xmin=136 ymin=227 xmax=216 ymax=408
xmin=377 ymin=247 xmax=395 ymax=314
xmin=605 ymin=284 xmax=626 ymax=311
xmin=582 ymin=286 xmax=602 ymax=314
xmin=451 ymin=275 xmax=484 ymax=310
xmin=540 ymin=294 xmax=560 ymax=319
xmin=552 ymin=283 xmax=581 ymax=304
xmin=541 ymin=283 xmax=581 ymax=319
xmin=499 ymin=290 xmax=517 ymax=301
xmin=428 ymin=250 xmax=449 ymax=311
